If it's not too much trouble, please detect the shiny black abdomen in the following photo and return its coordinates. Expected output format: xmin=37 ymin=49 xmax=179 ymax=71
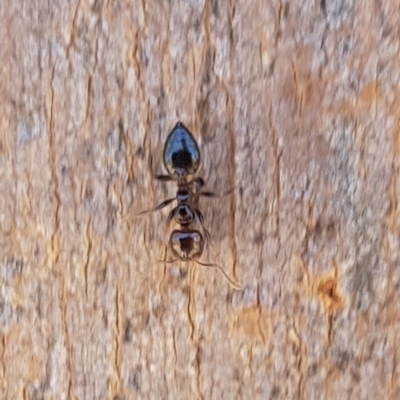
xmin=163 ymin=122 xmax=200 ymax=176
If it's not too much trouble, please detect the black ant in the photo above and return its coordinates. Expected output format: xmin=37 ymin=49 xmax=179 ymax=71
xmin=138 ymin=121 xmax=241 ymax=290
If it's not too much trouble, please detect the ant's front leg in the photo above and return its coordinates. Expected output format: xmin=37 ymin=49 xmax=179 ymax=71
xmin=149 ymin=154 xmax=175 ymax=182
xmin=190 ymin=177 xmax=205 ymax=187
xmin=156 ymin=175 xmax=175 ymax=182
xmin=189 ymin=177 xmax=219 ymax=198
xmin=199 ymin=191 xmax=218 ymax=198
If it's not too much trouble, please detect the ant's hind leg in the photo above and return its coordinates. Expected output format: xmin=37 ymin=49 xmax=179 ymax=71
xmin=133 ymin=197 xmax=175 ymax=217
xmin=154 ymin=198 xmax=175 ymax=211
xmin=166 ymin=208 xmax=176 ymax=225
xmin=194 ymin=208 xmax=211 ymax=243
xmin=190 ymin=177 xmax=205 ymax=187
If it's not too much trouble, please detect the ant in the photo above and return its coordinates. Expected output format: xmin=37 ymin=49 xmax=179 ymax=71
xmin=138 ymin=121 xmax=241 ymax=290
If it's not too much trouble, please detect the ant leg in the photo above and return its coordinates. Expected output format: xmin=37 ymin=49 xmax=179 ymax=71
xmin=194 ymin=208 xmax=211 ymax=243
xmin=148 ymin=153 xmax=157 ymax=178
xmin=166 ymin=207 xmax=176 ymax=225
xmin=155 ymin=198 xmax=175 ymax=210
xmin=149 ymin=153 xmax=175 ymax=182
xmin=133 ymin=197 xmax=175 ymax=217
xmin=190 ymin=178 xmax=234 ymax=198
xmin=189 ymin=177 xmax=205 ymax=187
xmin=188 ymin=177 xmax=205 ymax=195
xmin=200 ymin=187 xmax=235 ymax=199
xmin=153 ymin=197 xmax=175 ymax=211
xmin=194 ymin=260 xmax=242 ymax=290
xmin=199 ymin=191 xmax=218 ymax=198
xmin=156 ymin=175 xmax=174 ymax=182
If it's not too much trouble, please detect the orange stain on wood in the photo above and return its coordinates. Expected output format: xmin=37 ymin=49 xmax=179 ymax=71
xmin=313 ymin=276 xmax=344 ymax=313
xmin=358 ymin=82 xmax=377 ymax=106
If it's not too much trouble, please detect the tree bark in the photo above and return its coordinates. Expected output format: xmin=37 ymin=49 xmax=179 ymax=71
xmin=1 ymin=1 xmax=399 ymax=399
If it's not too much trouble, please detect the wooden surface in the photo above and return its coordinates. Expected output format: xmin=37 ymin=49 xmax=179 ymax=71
xmin=1 ymin=1 xmax=400 ymax=399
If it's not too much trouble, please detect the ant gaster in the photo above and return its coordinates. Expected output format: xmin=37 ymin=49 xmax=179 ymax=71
xmin=139 ymin=121 xmax=241 ymax=290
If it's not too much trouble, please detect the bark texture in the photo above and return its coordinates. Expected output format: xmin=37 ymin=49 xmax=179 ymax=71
xmin=1 ymin=1 xmax=400 ymax=399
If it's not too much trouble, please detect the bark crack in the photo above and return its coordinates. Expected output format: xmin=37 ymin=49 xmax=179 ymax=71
xmin=83 ymin=217 xmax=92 ymax=299
xmin=60 ymin=280 xmax=75 ymax=400
xmin=111 ymin=288 xmax=121 ymax=395
xmin=66 ymin=0 xmax=82 ymax=58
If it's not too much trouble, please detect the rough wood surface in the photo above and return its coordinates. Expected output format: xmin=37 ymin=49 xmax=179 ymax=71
xmin=1 ymin=1 xmax=400 ymax=399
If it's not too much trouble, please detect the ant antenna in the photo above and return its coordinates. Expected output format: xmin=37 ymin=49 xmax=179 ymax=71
xmin=158 ymin=259 xmax=241 ymax=290
xmin=194 ymin=260 xmax=242 ymax=290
